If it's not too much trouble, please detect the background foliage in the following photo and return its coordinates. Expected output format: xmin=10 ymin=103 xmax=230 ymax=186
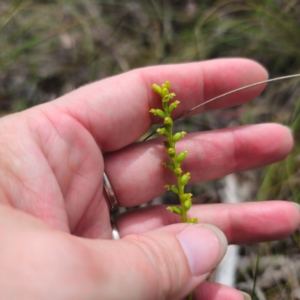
xmin=1 ymin=1 xmax=300 ymax=299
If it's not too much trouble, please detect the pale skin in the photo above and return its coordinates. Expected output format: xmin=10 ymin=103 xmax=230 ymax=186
xmin=0 ymin=58 xmax=299 ymax=300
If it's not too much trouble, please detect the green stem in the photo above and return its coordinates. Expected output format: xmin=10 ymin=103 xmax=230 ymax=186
xmin=165 ymin=109 xmax=188 ymax=223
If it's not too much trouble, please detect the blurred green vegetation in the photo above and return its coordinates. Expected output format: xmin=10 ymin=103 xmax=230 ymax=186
xmin=1 ymin=1 xmax=300 ymax=298
xmin=2 ymin=1 xmax=300 ymax=105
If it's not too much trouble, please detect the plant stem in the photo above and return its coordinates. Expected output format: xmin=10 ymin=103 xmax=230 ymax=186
xmin=164 ymin=102 xmax=188 ymax=222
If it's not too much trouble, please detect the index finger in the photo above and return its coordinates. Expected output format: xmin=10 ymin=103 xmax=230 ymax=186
xmin=53 ymin=58 xmax=267 ymax=152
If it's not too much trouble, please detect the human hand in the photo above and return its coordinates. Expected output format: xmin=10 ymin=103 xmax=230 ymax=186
xmin=0 ymin=58 xmax=298 ymax=299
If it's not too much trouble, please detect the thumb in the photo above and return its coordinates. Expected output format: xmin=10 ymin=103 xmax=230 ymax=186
xmin=87 ymin=223 xmax=227 ymax=300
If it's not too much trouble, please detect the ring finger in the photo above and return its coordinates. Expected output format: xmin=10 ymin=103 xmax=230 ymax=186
xmin=114 ymin=201 xmax=300 ymax=244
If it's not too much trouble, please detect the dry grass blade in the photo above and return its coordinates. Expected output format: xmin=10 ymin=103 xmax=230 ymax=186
xmin=180 ymin=74 xmax=300 ymax=117
xmin=144 ymin=73 xmax=300 ymax=141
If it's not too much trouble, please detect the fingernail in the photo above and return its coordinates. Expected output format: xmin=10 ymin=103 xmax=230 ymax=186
xmin=240 ymin=291 xmax=251 ymax=300
xmin=176 ymin=224 xmax=227 ymax=276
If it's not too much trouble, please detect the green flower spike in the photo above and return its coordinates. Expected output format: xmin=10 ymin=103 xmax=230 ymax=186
xmin=150 ymin=81 xmax=197 ymax=224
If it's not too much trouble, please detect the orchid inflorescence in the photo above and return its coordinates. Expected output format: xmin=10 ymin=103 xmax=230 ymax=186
xmin=150 ymin=81 xmax=197 ymax=224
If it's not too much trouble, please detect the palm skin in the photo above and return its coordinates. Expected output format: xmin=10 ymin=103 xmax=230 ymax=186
xmin=0 ymin=58 xmax=298 ymax=299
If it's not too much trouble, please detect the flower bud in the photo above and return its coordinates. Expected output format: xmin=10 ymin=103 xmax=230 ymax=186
xmin=180 ymin=172 xmax=191 ymax=185
xmin=163 ymin=81 xmax=170 ymax=89
xmin=177 ymin=151 xmax=188 ymax=163
xmin=167 ymin=147 xmax=175 ymax=157
xmin=180 ymin=194 xmax=187 ymax=201
xmin=184 ymin=199 xmax=192 ymax=210
xmin=169 ymin=100 xmax=180 ymax=113
xmin=162 ymin=94 xmax=171 ymax=102
xmin=149 ymin=109 xmax=165 ymax=118
xmin=162 ymin=87 xmax=169 ymax=97
xmin=170 ymin=185 xmax=179 ymax=194
xmin=174 ymin=167 xmax=182 ymax=176
xmin=172 ymin=131 xmax=186 ymax=143
xmin=157 ymin=127 xmax=170 ymax=136
xmin=167 ymin=206 xmax=182 ymax=215
xmin=162 ymin=162 xmax=175 ymax=170
xmin=169 ymin=92 xmax=176 ymax=100
xmin=152 ymin=84 xmax=162 ymax=95
xmin=180 ymin=193 xmax=192 ymax=201
xmin=164 ymin=184 xmax=178 ymax=194
xmin=164 ymin=117 xmax=173 ymax=126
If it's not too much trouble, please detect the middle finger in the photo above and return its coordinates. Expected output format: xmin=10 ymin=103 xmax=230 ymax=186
xmin=104 ymin=123 xmax=292 ymax=207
